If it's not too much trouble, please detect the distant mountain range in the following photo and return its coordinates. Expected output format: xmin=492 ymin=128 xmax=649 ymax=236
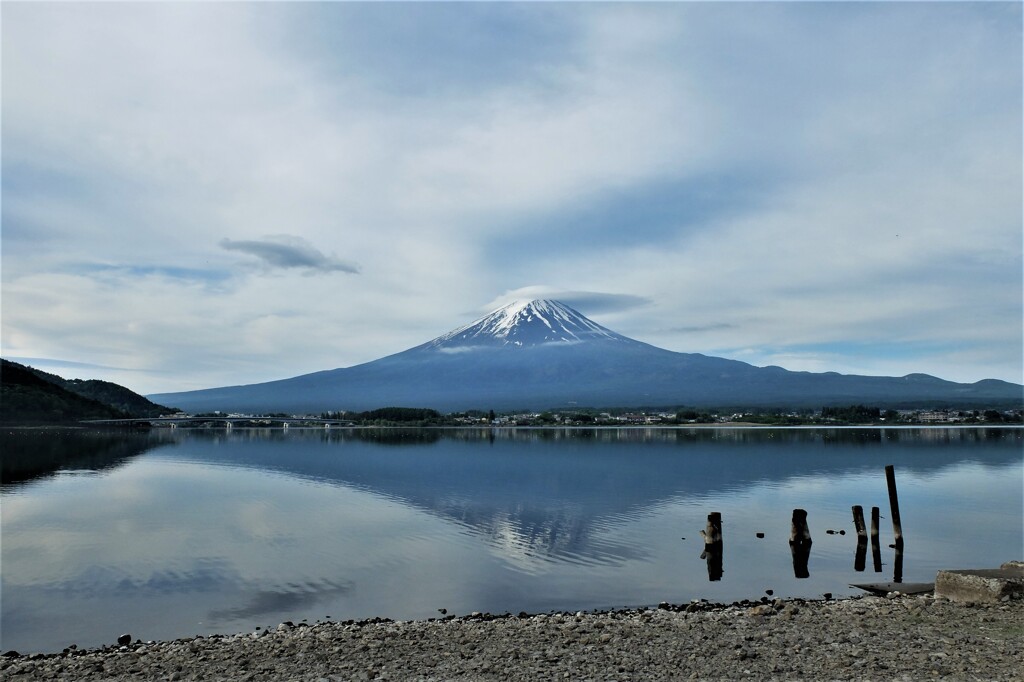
xmin=0 ymin=359 xmax=174 ymax=423
xmin=148 ymin=300 xmax=1023 ymax=414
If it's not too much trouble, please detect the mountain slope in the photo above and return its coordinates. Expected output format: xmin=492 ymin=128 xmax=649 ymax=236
xmin=1 ymin=359 xmax=129 ymax=423
xmin=26 ymin=365 xmax=175 ymax=417
xmin=148 ymin=300 xmax=1023 ymax=413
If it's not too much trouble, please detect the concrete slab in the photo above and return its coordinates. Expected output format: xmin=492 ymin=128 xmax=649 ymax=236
xmin=850 ymin=581 xmax=933 ymax=596
xmin=934 ymin=561 xmax=1024 ymax=603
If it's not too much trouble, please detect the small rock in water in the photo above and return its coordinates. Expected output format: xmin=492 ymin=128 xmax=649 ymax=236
xmin=117 ymin=634 xmax=132 ymax=646
xmin=755 ymin=532 xmax=765 ymax=539
xmin=839 ymin=529 xmax=846 ymax=535
xmin=826 ymin=529 xmax=836 ymax=535
xmin=438 ymin=608 xmax=447 ymax=615
xmin=765 ymin=589 xmax=774 ymax=596
xmin=823 ymin=592 xmax=833 ymax=600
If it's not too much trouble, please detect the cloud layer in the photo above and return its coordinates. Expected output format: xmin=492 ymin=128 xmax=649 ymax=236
xmin=220 ymin=236 xmax=359 ymax=275
xmin=2 ymin=3 xmax=1020 ymax=393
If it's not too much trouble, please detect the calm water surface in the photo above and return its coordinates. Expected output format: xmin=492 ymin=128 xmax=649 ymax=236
xmin=1 ymin=427 xmax=1021 ymax=653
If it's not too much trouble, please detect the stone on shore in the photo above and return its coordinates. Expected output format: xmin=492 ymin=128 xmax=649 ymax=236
xmin=935 ymin=561 xmax=1024 ymax=603
xmin=1 ymin=595 xmax=1021 ymax=681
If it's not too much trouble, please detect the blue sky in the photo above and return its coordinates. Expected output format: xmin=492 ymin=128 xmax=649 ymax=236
xmin=2 ymin=2 xmax=1021 ymax=394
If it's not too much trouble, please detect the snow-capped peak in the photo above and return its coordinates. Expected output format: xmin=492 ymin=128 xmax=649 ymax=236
xmin=424 ymin=299 xmax=629 ymax=350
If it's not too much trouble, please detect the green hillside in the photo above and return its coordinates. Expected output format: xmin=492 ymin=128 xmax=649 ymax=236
xmin=0 ymin=359 xmax=175 ymax=424
xmin=26 ymin=365 xmax=175 ymax=418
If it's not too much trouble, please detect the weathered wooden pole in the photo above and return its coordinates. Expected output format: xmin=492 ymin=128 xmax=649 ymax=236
xmin=854 ymin=535 xmax=867 ymax=572
xmin=789 ymin=509 xmax=812 ymax=546
xmin=852 ymin=505 xmax=867 ymax=539
xmin=703 ymin=512 xmax=722 ymax=545
xmin=790 ymin=540 xmax=811 ymax=578
xmin=870 ymin=506 xmax=882 ymax=572
xmin=704 ymin=542 xmax=723 ymax=582
xmin=699 ymin=512 xmax=723 ymax=582
xmin=852 ymin=504 xmax=868 ymax=571
xmin=893 ymin=541 xmax=904 ymax=584
xmin=788 ymin=508 xmax=812 ymax=579
xmin=884 ymin=465 xmax=903 ymax=544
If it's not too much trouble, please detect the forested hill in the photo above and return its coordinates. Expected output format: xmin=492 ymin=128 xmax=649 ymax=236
xmin=25 ymin=364 xmax=175 ymax=417
xmin=0 ymin=359 xmax=175 ymax=424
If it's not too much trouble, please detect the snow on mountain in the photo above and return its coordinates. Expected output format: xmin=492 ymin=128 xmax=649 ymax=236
xmin=422 ymin=299 xmax=629 ymax=349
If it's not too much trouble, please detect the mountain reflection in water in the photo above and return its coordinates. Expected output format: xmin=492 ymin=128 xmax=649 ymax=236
xmin=145 ymin=427 xmax=1019 ymax=565
xmin=1 ymin=427 xmax=1020 ymax=654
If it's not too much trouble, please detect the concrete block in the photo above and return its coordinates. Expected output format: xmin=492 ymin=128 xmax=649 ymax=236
xmin=934 ymin=562 xmax=1024 ymax=603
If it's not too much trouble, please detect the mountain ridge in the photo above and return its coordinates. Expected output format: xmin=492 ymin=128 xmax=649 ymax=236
xmin=147 ymin=300 xmax=1022 ymax=413
xmin=0 ymin=359 xmax=177 ymax=423
xmin=24 ymin=364 xmax=176 ymax=417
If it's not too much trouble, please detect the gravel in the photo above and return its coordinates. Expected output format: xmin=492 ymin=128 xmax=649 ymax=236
xmin=2 ymin=594 xmax=1021 ymax=681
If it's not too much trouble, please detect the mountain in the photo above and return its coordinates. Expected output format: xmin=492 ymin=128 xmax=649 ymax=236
xmin=25 ymin=364 xmax=176 ymax=418
xmin=147 ymin=300 xmax=1023 ymax=414
xmin=1 ymin=359 xmax=128 ymax=423
xmin=0 ymin=359 xmax=175 ymax=423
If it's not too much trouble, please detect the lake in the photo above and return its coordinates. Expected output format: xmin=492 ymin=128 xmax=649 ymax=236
xmin=1 ymin=426 xmax=1021 ymax=653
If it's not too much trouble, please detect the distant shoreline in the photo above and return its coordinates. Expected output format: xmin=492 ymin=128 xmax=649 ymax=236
xmin=4 ymin=422 xmax=1024 ymax=431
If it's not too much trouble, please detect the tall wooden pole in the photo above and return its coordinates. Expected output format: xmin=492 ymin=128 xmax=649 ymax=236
xmin=870 ymin=506 xmax=882 ymax=572
xmin=885 ymin=464 xmax=903 ymax=543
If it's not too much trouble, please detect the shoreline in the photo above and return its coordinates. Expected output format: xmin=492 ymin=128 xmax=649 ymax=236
xmin=5 ymin=423 xmax=1024 ymax=430
xmin=3 ymin=594 xmax=1021 ymax=681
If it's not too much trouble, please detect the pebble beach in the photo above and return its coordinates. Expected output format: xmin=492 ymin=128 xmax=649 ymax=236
xmin=2 ymin=594 xmax=1021 ymax=681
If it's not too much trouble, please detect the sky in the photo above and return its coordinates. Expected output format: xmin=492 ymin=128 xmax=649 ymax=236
xmin=2 ymin=1 xmax=1022 ymax=395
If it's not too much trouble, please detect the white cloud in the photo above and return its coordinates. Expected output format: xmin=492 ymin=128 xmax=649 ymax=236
xmin=482 ymin=287 xmax=651 ymax=315
xmin=2 ymin=2 xmax=1020 ymax=392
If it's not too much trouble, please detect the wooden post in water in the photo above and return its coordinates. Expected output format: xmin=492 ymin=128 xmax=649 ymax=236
xmin=870 ymin=506 xmax=882 ymax=572
xmin=790 ymin=541 xmax=811 ymax=578
xmin=884 ymin=465 xmax=903 ymax=544
xmin=852 ymin=505 xmax=868 ymax=571
xmin=789 ymin=509 xmax=812 ymax=579
xmin=854 ymin=536 xmax=867 ymax=572
xmin=789 ymin=509 xmax=812 ymax=546
xmin=852 ymin=505 xmax=867 ymax=539
xmin=699 ymin=512 xmax=723 ymax=582
xmin=703 ymin=512 xmax=722 ymax=545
